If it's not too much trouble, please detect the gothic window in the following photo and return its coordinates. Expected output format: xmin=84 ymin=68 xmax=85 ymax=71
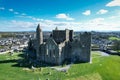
xmin=46 ymin=45 xmax=48 ymax=48
xmin=46 ymin=45 xmax=48 ymax=55
xmin=52 ymin=45 xmax=55 ymax=49
xmin=49 ymin=50 xmax=52 ymax=57
xmin=46 ymin=49 xmax=48 ymax=55
xmin=49 ymin=44 xmax=52 ymax=50
xmin=53 ymin=49 xmax=55 ymax=57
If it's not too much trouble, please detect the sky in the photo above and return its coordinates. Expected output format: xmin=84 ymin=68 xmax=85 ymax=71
xmin=0 ymin=0 xmax=120 ymax=31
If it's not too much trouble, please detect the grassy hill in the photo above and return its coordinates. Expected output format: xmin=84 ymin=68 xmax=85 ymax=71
xmin=0 ymin=51 xmax=120 ymax=80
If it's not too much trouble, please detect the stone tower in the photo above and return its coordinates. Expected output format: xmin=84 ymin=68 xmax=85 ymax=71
xmin=36 ymin=24 xmax=43 ymax=44
xmin=80 ymin=32 xmax=91 ymax=62
xmin=36 ymin=24 xmax=43 ymax=59
xmin=55 ymin=27 xmax=58 ymax=30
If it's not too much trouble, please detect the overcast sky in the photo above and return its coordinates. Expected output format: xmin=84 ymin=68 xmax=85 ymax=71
xmin=0 ymin=0 xmax=120 ymax=31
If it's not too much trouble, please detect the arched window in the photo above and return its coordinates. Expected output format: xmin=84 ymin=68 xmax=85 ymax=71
xmin=53 ymin=49 xmax=55 ymax=57
xmin=49 ymin=50 xmax=52 ymax=57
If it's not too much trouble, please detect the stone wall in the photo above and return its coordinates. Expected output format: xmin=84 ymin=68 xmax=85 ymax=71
xmin=52 ymin=29 xmax=73 ymax=44
xmin=44 ymin=38 xmax=60 ymax=65
xmin=52 ymin=30 xmax=66 ymax=44
xmin=80 ymin=32 xmax=91 ymax=62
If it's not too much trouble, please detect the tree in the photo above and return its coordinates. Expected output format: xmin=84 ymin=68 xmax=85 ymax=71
xmin=112 ymin=40 xmax=120 ymax=52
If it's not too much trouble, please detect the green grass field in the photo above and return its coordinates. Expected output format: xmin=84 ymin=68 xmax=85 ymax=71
xmin=109 ymin=36 xmax=120 ymax=41
xmin=0 ymin=51 xmax=120 ymax=80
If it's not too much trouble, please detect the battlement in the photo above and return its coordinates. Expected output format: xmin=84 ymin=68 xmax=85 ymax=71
xmin=52 ymin=29 xmax=73 ymax=44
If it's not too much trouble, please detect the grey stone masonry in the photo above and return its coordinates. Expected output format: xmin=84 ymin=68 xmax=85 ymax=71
xmin=28 ymin=24 xmax=91 ymax=65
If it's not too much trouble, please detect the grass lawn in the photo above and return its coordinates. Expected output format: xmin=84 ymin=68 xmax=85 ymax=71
xmin=0 ymin=46 xmax=4 ymax=49
xmin=0 ymin=51 xmax=120 ymax=80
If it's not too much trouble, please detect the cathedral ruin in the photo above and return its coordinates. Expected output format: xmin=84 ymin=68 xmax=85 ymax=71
xmin=28 ymin=24 xmax=91 ymax=65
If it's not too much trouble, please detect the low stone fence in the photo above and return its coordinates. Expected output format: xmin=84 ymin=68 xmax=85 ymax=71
xmin=0 ymin=51 xmax=9 ymax=54
xmin=91 ymin=48 xmax=100 ymax=51
xmin=0 ymin=50 xmax=13 ymax=54
xmin=101 ymin=50 xmax=120 ymax=56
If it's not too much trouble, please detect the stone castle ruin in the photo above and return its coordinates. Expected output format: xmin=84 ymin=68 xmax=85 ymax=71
xmin=28 ymin=24 xmax=91 ymax=65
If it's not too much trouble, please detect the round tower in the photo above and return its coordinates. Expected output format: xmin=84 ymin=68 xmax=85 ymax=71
xmin=36 ymin=24 xmax=43 ymax=44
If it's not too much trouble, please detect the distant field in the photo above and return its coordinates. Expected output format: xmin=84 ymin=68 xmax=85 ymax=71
xmin=0 ymin=51 xmax=120 ymax=80
xmin=109 ymin=36 xmax=120 ymax=41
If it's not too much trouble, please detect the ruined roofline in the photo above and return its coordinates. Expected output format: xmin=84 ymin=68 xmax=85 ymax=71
xmin=53 ymin=30 xmax=73 ymax=32
xmin=58 ymin=40 xmax=67 ymax=47
xmin=46 ymin=37 xmax=58 ymax=46
xmin=36 ymin=24 xmax=75 ymax=32
xmin=80 ymin=32 xmax=91 ymax=35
